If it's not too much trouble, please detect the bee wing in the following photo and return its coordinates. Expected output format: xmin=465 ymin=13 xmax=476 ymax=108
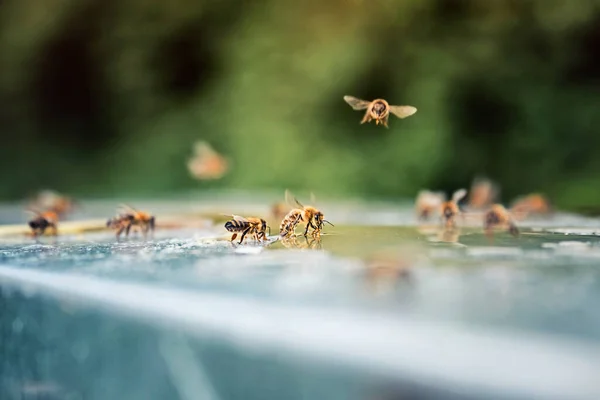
xmin=452 ymin=188 xmax=468 ymax=203
xmin=118 ymin=203 xmax=138 ymax=213
xmin=228 ymin=214 xmax=249 ymax=222
xmin=343 ymin=96 xmax=371 ymax=110
xmin=24 ymin=208 xmax=43 ymax=216
xmin=284 ymin=189 xmax=304 ymax=209
xmin=389 ymin=105 xmax=417 ymax=119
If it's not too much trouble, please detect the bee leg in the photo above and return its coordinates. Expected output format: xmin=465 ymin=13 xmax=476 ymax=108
xmin=383 ymin=116 xmax=389 ymax=128
xmin=125 ymin=223 xmax=132 ymax=237
xmin=238 ymin=227 xmax=251 ymax=244
xmin=230 ymin=233 xmax=238 ymax=242
xmin=360 ymin=112 xmax=369 ymax=124
xmin=48 ymin=224 xmax=58 ymax=236
xmin=116 ymin=227 xmax=125 ymax=240
xmin=303 ymin=224 xmax=310 ymax=237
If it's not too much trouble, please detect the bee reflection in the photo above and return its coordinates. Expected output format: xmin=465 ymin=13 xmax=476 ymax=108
xmin=280 ymin=235 xmax=322 ymax=250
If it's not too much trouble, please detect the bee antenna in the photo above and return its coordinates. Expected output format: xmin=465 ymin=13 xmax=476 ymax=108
xmin=323 ymin=220 xmax=335 ymax=227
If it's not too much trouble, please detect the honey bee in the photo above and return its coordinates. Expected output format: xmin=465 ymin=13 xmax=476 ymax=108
xmin=224 ymin=215 xmax=270 ymax=244
xmin=106 ymin=205 xmax=155 ymax=239
xmin=28 ymin=190 xmax=75 ymax=218
xmin=510 ymin=193 xmax=552 ymax=220
xmin=484 ymin=204 xmax=519 ymax=238
xmin=343 ymin=96 xmax=417 ymax=128
xmin=271 ymin=202 xmax=290 ymax=222
xmin=467 ymin=177 xmax=499 ymax=210
xmin=279 ymin=191 xmax=333 ymax=238
xmin=27 ymin=210 xmax=59 ymax=237
xmin=440 ymin=189 xmax=467 ymax=229
xmin=187 ymin=141 xmax=229 ymax=180
xmin=415 ymin=190 xmax=445 ymax=221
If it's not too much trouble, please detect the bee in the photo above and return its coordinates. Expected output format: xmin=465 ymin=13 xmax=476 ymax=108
xmin=28 ymin=190 xmax=75 ymax=218
xmin=510 ymin=193 xmax=552 ymax=220
xmin=27 ymin=210 xmax=59 ymax=237
xmin=484 ymin=204 xmax=519 ymax=238
xmin=415 ymin=190 xmax=445 ymax=221
xmin=271 ymin=201 xmax=290 ymax=222
xmin=440 ymin=189 xmax=467 ymax=229
xmin=187 ymin=141 xmax=229 ymax=180
xmin=467 ymin=177 xmax=499 ymax=210
xmin=343 ymin=96 xmax=417 ymax=128
xmin=279 ymin=191 xmax=333 ymax=238
xmin=224 ymin=215 xmax=270 ymax=244
xmin=106 ymin=205 xmax=155 ymax=239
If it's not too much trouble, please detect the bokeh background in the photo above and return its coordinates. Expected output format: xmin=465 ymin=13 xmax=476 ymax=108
xmin=1 ymin=0 xmax=600 ymax=212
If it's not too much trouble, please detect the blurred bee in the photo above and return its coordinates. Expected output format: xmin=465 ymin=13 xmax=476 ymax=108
xmin=187 ymin=141 xmax=229 ymax=180
xmin=271 ymin=202 xmax=290 ymax=222
xmin=510 ymin=193 xmax=552 ymax=220
xmin=224 ymin=215 xmax=270 ymax=244
xmin=27 ymin=210 xmax=59 ymax=237
xmin=440 ymin=189 xmax=467 ymax=229
xmin=28 ymin=190 xmax=75 ymax=218
xmin=279 ymin=190 xmax=333 ymax=238
xmin=106 ymin=205 xmax=155 ymax=239
xmin=415 ymin=190 xmax=445 ymax=221
xmin=467 ymin=177 xmax=499 ymax=210
xmin=484 ymin=204 xmax=519 ymax=238
xmin=343 ymin=96 xmax=417 ymax=128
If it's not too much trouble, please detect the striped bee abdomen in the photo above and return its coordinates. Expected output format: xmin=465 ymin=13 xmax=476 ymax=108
xmin=225 ymin=220 xmax=249 ymax=232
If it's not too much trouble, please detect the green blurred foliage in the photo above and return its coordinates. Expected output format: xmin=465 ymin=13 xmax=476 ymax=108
xmin=1 ymin=0 xmax=600 ymax=211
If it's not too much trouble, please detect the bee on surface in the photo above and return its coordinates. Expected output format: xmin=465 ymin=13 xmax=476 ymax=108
xmin=484 ymin=204 xmax=519 ymax=238
xmin=224 ymin=215 xmax=270 ymax=244
xmin=27 ymin=210 xmax=59 ymax=237
xmin=187 ymin=141 xmax=229 ymax=180
xmin=343 ymin=96 xmax=417 ymax=128
xmin=279 ymin=191 xmax=333 ymax=238
xmin=415 ymin=190 xmax=445 ymax=221
xmin=106 ymin=205 xmax=155 ymax=239
xmin=467 ymin=177 xmax=499 ymax=210
xmin=510 ymin=193 xmax=552 ymax=220
xmin=440 ymin=189 xmax=467 ymax=229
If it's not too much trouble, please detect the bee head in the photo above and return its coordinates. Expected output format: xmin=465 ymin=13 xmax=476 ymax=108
xmin=372 ymin=101 xmax=387 ymax=116
xmin=314 ymin=211 xmax=323 ymax=227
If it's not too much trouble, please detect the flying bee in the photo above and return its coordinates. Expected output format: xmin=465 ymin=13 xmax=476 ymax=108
xmin=440 ymin=189 xmax=467 ymax=229
xmin=279 ymin=190 xmax=333 ymax=238
xmin=271 ymin=201 xmax=290 ymax=222
xmin=27 ymin=190 xmax=76 ymax=218
xmin=510 ymin=193 xmax=552 ymax=220
xmin=106 ymin=204 xmax=155 ymax=239
xmin=27 ymin=209 xmax=59 ymax=237
xmin=467 ymin=177 xmax=499 ymax=210
xmin=224 ymin=215 xmax=270 ymax=244
xmin=187 ymin=141 xmax=229 ymax=180
xmin=415 ymin=190 xmax=445 ymax=221
xmin=343 ymin=96 xmax=417 ymax=128
xmin=484 ymin=204 xmax=519 ymax=238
